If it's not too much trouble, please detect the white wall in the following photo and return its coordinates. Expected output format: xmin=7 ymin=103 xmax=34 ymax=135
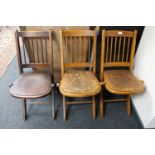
xmin=132 ymin=26 xmax=155 ymax=128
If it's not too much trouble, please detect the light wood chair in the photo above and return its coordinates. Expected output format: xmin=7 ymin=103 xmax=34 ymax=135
xmin=9 ymin=30 xmax=55 ymax=120
xmin=59 ymin=30 xmax=101 ymax=121
xmin=100 ymin=30 xmax=144 ymax=118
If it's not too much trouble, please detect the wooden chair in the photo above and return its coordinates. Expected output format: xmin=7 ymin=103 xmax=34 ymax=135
xmin=9 ymin=30 xmax=55 ymax=120
xmin=100 ymin=30 xmax=144 ymax=118
xmin=59 ymin=30 xmax=101 ymax=121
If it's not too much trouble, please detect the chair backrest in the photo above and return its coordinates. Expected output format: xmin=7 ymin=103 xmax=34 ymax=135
xmin=60 ymin=30 xmax=97 ymax=77
xmin=100 ymin=30 xmax=137 ymax=81
xmin=15 ymin=30 xmax=53 ymax=75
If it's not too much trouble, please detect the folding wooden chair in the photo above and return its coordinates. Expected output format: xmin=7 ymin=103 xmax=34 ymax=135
xmin=9 ymin=30 xmax=55 ymax=120
xmin=59 ymin=30 xmax=101 ymax=121
xmin=100 ymin=30 xmax=144 ymax=118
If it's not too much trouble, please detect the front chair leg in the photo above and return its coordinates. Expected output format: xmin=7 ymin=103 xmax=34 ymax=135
xmin=51 ymin=90 xmax=55 ymax=120
xmin=127 ymin=95 xmax=131 ymax=116
xmin=92 ymin=96 xmax=96 ymax=120
xmin=100 ymin=91 xmax=104 ymax=118
xmin=63 ymin=96 xmax=67 ymax=121
xmin=23 ymin=99 xmax=27 ymax=121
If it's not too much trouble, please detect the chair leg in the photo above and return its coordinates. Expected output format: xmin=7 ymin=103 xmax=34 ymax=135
xmin=63 ymin=96 xmax=67 ymax=121
xmin=127 ymin=95 xmax=131 ymax=116
xmin=100 ymin=91 xmax=104 ymax=118
xmin=51 ymin=90 xmax=55 ymax=120
xmin=92 ymin=96 xmax=96 ymax=120
xmin=23 ymin=99 xmax=27 ymax=121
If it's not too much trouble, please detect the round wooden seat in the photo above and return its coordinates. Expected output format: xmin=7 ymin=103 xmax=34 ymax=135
xmin=104 ymin=70 xmax=144 ymax=95
xmin=10 ymin=72 xmax=51 ymax=98
xmin=59 ymin=70 xmax=101 ymax=97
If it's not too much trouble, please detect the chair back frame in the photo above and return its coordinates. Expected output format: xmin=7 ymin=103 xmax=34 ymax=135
xmin=15 ymin=30 xmax=54 ymax=80
xmin=60 ymin=30 xmax=97 ymax=77
xmin=100 ymin=30 xmax=137 ymax=81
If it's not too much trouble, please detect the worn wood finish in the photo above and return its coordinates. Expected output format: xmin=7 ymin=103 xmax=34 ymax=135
xmin=100 ymin=30 xmax=144 ymax=118
xmin=60 ymin=29 xmax=100 ymax=120
xmin=59 ymin=71 xmax=101 ymax=97
xmin=10 ymin=72 xmax=52 ymax=98
xmin=10 ymin=30 xmax=55 ymax=120
xmin=62 ymin=30 xmax=95 ymax=36
xmin=104 ymin=70 xmax=144 ymax=95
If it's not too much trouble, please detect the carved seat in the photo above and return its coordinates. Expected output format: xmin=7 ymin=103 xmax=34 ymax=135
xmin=10 ymin=72 xmax=51 ymax=98
xmin=59 ymin=70 xmax=101 ymax=97
xmin=104 ymin=70 xmax=144 ymax=95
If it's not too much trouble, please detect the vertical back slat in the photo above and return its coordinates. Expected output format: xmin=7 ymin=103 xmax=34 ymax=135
xmin=36 ymin=39 xmax=39 ymax=63
xmin=117 ymin=37 xmax=121 ymax=62
xmin=88 ymin=36 xmax=90 ymax=62
xmin=110 ymin=37 xmax=113 ymax=62
xmin=25 ymin=38 xmax=30 ymax=63
xmin=74 ymin=37 xmax=76 ymax=62
xmin=70 ymin=36 xmax=72 ymax=63
xmin=40 ymin=39 xmax=44 ymax=63
xmin=81 ymin=37 xmax=83 ymax=62
xmin=106 ymin=37 xmax=109 ymax=63
xmin=122 ymin=37 xmax=126 ymax=62
xmin=45 ymin=39 xmax=48 ymax=63
xmin=22 ymin=38 xmax=26 ymax=64
xmin=126 ymin=37 xmax=130 ymax=62
xmin=78 ymin=37 xmax=81 ymax=62
xmin=113 ymin=37 xmax=117 ymax=62
xmin=84 ymin=37 xmax=86 ymax=62
xmin=31 ymin=38 xmax=35 ymax=63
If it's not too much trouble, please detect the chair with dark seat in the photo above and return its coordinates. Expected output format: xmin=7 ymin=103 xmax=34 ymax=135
xmin=100 ymin=30 xmax=144 ymax=118
xmin=59 ymin=30 xmax=101 ymax=121
xmin=10 ymin=30 xmax=55 ymax=120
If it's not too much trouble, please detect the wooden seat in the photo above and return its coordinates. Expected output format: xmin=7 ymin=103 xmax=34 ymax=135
xmin=104 ymin=70 xmax=144 ymax=94
xmin=9 ymin=30 xmax=55 ymax=120
xmin=100 ymin=30 xmax=145 ymax=118
xmin=60 ymin=30 xmax=99 ymax=121
xmin=59 ymin=70 xmax=101 ymax=97
xmin=10 ymin=72 xmax=51 ymax=98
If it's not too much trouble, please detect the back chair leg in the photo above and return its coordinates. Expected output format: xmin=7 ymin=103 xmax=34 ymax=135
xmin=51 ymin=90 xmax=55 ymax=120
xmin=92 ymin=96 xmax=96 ymax=120
xmin=23 ymin=99 xmax=27 ymax=121
xmin=127 ymin=95 xmax=131 ymax=116
xmin=100 ymin=91 xmax=104 ymax=118
xmin=63 ymin=96 xmax=67 ymax=121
